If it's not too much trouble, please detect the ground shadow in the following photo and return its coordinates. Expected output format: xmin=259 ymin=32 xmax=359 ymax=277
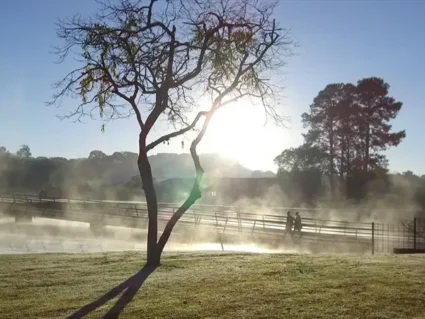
xmin=67 ymin=265 xmax=157 ymax=319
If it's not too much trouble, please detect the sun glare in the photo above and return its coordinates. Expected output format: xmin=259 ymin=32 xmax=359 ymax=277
xmin=199 ymin=100 xmax=283 ymax=170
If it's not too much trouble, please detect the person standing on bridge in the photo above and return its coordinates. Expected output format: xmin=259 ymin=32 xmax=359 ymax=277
xmin=294 ymin=212 xmax=302 ymax=234
xmin=285 ymin=211 xmax=294 ymax=237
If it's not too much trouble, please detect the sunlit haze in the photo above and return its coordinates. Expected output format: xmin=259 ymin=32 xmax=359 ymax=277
xmin=1 ymin=0 xmax=424 ymax=173
xmin=2 ymin=2 xmax=425 ymax=316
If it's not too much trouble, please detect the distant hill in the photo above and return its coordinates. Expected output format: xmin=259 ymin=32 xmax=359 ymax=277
xmin=108 ymin=152 xmax=275 ymax=185
xmin=0 ymin=147 xmax=276 ymax=198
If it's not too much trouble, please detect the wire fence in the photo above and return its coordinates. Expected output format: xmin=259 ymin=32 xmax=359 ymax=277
xmin=373 ymin=218 xmax=425 ymax=254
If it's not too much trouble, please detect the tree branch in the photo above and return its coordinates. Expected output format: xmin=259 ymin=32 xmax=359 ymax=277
xmin=146 ymin=111 xmax=208 ymax=152
xmin=156 ymin=105 xmax=216 ymax=252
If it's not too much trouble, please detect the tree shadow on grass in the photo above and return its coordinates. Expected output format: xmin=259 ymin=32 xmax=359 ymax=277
xmin=67 ymin=265 xmax=157 ymax=319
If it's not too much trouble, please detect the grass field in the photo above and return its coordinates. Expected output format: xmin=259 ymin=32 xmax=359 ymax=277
xmin=1 ymin=252 xmax=425 ymax=318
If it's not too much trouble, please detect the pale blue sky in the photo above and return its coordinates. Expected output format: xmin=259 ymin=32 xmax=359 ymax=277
xmin=1 ymin=0 xmax=424 ymax=173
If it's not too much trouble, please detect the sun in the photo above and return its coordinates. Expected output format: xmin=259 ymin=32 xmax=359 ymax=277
xmin=196 ymin=98 xmax=293 ymax=171
xmin=199 ymin=100 xmax=269 ymax=165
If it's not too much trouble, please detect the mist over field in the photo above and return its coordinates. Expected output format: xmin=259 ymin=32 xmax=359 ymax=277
xmin=0 ymin=216 xmax=373 ymax=256
xmin=0 ymin=148 xmax=422 ymax=257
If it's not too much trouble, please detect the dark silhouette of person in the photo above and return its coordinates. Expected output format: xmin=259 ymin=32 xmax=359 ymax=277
xmin=285 ymin=211 xmax=294 ymax=236
xmin=294 ymin=212 xmax=302 ymax=233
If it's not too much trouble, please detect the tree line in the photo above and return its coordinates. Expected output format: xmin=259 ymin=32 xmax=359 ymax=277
xmin=274 ymin=77 xmax=421 ymax=208
xmin=0 ymin=146 xmax=137 ymax=199
xmin=0 ymin=146 xmax=270 ymax=201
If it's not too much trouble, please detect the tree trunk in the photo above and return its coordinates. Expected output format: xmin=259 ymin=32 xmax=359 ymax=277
xmin=138 ymin=101 xmax=214 ymax=266
xmin=156 ymin=143 xmax=204 ymax=258
xmin=155 ymin=112 xmax=211 ymax=261
xmin=365 ymin=123 xmax=370 ymax=172
xmin=339 ymin=136 xmax=345 ymax=183
xmin=346 ymin=138 xmax=351 ymax=174
xmin=137 ymin=133 xmax=160 ymax=267
xmin=146 ymin=246 xmax=161 ymax=267
xmin=156 ymin=180 xmax=202 ymax=256
xmin=346 ymin=137 xmax=352 ymax=192
xmin=329 ymin=120 xmax=335 ymax=197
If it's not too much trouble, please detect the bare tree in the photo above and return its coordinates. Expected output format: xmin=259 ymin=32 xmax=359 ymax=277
xmin=50 ymin=0 xmax=293 ymax=266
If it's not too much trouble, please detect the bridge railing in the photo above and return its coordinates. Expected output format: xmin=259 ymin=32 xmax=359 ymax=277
xmin=4 ymin=193 xmax=425 ymax=254
xmin=0 ymin=192 xmax=332 ymax=215
xmin=1 ymin=192 xmax=373 ymax=242
xmin=2 ymin=193 xmax=377 ymax=246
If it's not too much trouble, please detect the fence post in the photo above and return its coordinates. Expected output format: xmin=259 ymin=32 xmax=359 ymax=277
xmin=414 ymin=218 xmax=417 ymax=251
xmin=372 ymin=222 xmax=375 ymax=255
xmin=219 ymin=233 xmax=224 ymax=251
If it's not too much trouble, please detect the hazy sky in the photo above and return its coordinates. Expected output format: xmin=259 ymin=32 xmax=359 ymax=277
xmin=1 ymin=0 xmax=424 ymax=173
